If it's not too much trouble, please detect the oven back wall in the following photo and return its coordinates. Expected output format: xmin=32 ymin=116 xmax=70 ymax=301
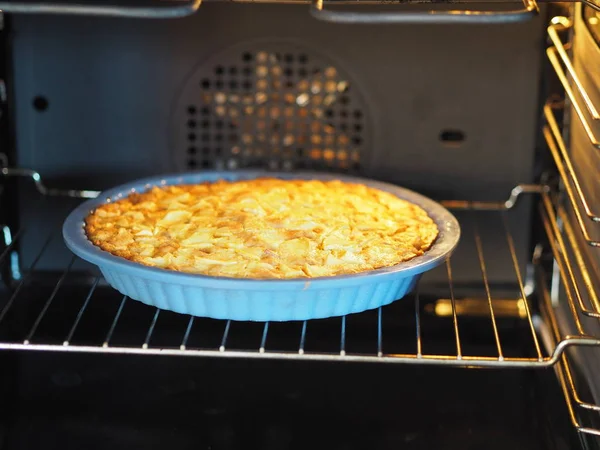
xmin=10 ymin=5 xmax=543 ymax=285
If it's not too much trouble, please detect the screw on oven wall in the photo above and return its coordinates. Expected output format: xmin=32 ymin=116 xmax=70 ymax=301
xmin=32 ymin=96 xmax=49 ymax=112
xmin=439 ymin=129 xmax=466 ymax=146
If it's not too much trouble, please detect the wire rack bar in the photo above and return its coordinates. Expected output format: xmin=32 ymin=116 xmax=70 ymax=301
xmin=299 ymin=321 xmax=307 ymax=355
xmin=445 ymin=259 xmax=462 ymax=359
xmin=219 ymin=320 xmax=231 ymax=352
xmin=547 ymin=17 xmax=600 ymax=149
xmin=24 ymin=256 xmax=76 ymax=345
xmin=414 ymin=286 xmax=422 ymax=358
xmin=259 ymin=322 xmax=269 ymax=353
xmin=560 ymin=209 xmax=600 ymax=312
xmin=0 ymin=339 xmax=597 ymax=366
xmin=64 ymin=276 xmax=100 ymax=346
xmin=103 ymin=296 xmax=128 ymax=348
xmin=143 ymin=309 xmax=161 ymax=349
xmin=538 ymin=272 xmax=600 ymax=437
xmin=377 ymin=307 xmax=383 ymax=357
xmin=544 ymin=102 xmax=600 ymax=223
xmin=0 ymin=232 xmax=54 ymax=325
xmin=0 ymin=227 xmax=23 ymax=263
xmin=0 ymin=0 xmax=202 ymax=19
xmin=474 ymin=223 xmax=503 ymax=359
xmin=542 ymin=196 xmax=600 ymax=320
xmin=310 ymin=0 xmax=538 ymax=24
xmin=180 ymin=316 xmax=195 ymax=351
xmin=541 ymin=208 xmax=588 ymax=334
xmin=541 ymin=103 xmax=600 ymax=317
xmin=544 ymin=104 xmax=600 ymax=249
xmin=339 ymin=316 xmax=347 ymax=357
xmin=503 ymin=211 xmax=543 ymax=360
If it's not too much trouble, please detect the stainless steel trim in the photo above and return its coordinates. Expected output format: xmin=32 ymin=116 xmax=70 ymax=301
xmin=540 ymin=278 xmax=600 ymax=436
xmin=310 ymin=0 xmax=538 ymax=23
xmin=543 ymin=104 xmax=600 ymax=247
xmin=547 ymin=16 xmax=600 ymax=149
xmin=540 ymin=192 xmax=600 ymax=318
xmin=0 ymin=167 xmax=100 ymax=199
xmin=0 ymin=0 xmax=202 ymax=18
xmin=544 ymin=102 xmax=600 ymax=223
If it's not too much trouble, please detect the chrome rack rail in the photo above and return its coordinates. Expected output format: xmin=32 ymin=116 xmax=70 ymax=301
xmin=0 ymin=0 xmax=540 ymax=22
xmin=538 ymin=272 xmax=600 ymax=437
xmin=544 ymin=15 xmax=600 ymax=317
xmin=0 ymin=167 xmax=100 ymax=199
xmin=544 ymin=103 xmax=600 ymax=244
xmin=310 ymin=0 xmax=539 ymax=24
xmin=2 ymin=0 xmax=599 ymax=23
xmin=0 ymin=167 xmax=599 ymax=367
xmin=0 ymin=0 xmax=202 ymax=19
xmin=547 ymin=17 xmax=600 ymax=149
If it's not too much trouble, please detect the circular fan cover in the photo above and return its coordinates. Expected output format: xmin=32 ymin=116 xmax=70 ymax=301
xmin=171 ymin=42 xmax=370 ymax=174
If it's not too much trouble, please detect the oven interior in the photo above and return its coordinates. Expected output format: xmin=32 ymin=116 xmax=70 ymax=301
xmin=1 ymin=0 xmax=600 ymax=448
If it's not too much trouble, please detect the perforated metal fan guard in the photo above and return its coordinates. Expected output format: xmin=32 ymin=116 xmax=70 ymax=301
xmin=171 ymin=42 xmax=370 ymax=173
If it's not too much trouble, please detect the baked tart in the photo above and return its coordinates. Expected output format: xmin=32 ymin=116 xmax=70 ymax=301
xmin=84 ymin=178 xmax=439 ymax=279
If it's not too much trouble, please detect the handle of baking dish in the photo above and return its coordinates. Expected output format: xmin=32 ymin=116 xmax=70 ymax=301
xmin=310 ymin=0 xmax=538 ymax=24
xmin=547 ymin=16 xmax=600 ymax=149
xmin=0 ymin=0 xmax=201 ymax=18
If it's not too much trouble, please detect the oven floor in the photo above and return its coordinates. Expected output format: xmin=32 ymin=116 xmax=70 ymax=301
xmin=0 ymin=352 xmax=589 ymax=450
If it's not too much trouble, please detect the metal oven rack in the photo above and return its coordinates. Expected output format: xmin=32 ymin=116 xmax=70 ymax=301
xmin=542 ymin=13 xmax=600 ymax=437
xmin=0 ymin=169 xmax=598 ymax=371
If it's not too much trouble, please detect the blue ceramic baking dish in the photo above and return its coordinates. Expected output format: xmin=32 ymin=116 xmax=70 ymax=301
xmin=63 ymin=171 xmax=460 ymax=322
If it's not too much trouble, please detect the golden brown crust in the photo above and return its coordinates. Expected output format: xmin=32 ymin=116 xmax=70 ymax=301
xmin=85 ymin=178 xmax=439 ymax=279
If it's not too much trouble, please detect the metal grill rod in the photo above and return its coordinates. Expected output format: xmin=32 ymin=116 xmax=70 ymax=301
xmin=502 ymin=211 xmax=543 ymax=360
xmin=446 ymin=259 xmax=462 ymax=359
xmin=547 ymin=17 xmax=600 ymax=150
xmin=474 ymin=223 xmax=503 ymax=359
xmin=0 ymin=339 xmax=596 ymax=366
xmin=0 ymin=227 xmax=23 ymax=263
xmin=103 ymin=296 xmax=127 ymax=348
xmin=219 ymin=320 xmax=231 ymax=352
xmin=543 ymin=123 xmax=600 ymax=248
xmin=544 ymin=103 xmax=600 ymax=222
xmin=539 ymin=276 xmax=600 ymax=436
xmin=143 ymin=309 xmax=161 ymax=349
xmin=1 ymin=168 xmax=100 ymax=199
xmin=0 ymin=233 xmax=54 ymax=325
xmin=414 ymin=287 xmax=422 ymax=358
xmin=540 ymin=190 xmax=600 ymax=319
xmin=299 ymin=321 xmax=307 ymax=355
xmin=562 ymin=350 xmax=600 ymax=412
xmin=64 ymin=276 xmax=100 ymax=346
xmin=340 ymin=316 xmax=346 ymax=356
xmin=377 ymin=307 xmax=383 ymax=357
xmin=0 ymin=0 xmax=202 ymax=18
xmin=259 ymin=322 xmax=269 ymax=353
xmin=24 ymin=256 xmax=76 ymax=345
xmin=440 ymin=184 xmax=545 ymax=211
xmin=310 ymin=0 xmax=539 ymax=24
xmin=560 ymin=210 xmax=600 ymax=316
xmin=180 ymin=316 xmax=195 ymax=351
xmin=540 ymin=203 xmax=588 ymax=334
